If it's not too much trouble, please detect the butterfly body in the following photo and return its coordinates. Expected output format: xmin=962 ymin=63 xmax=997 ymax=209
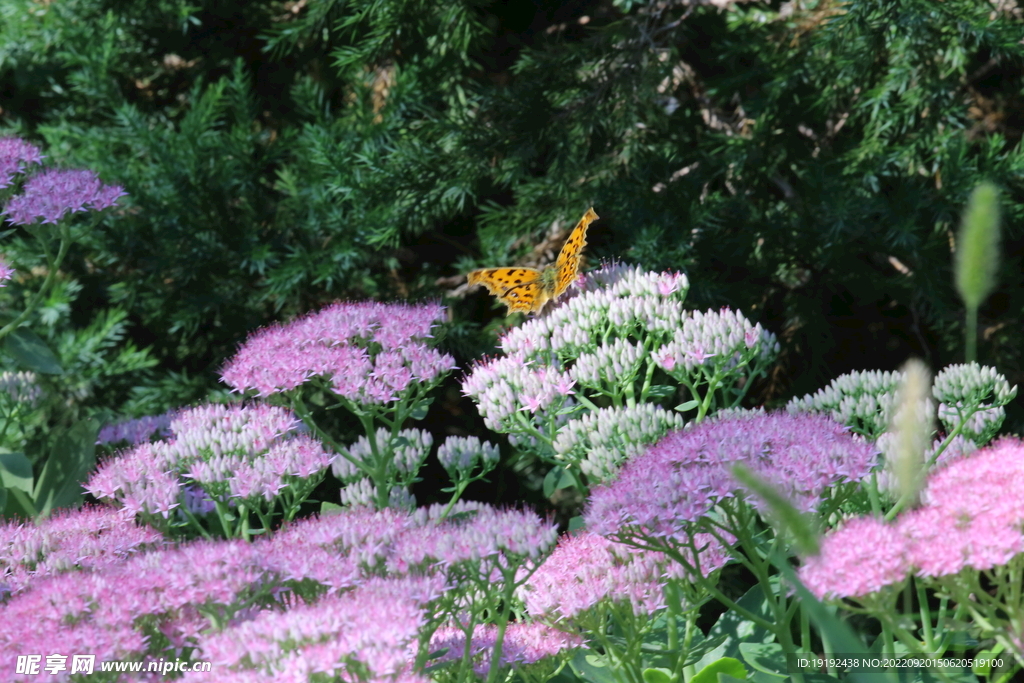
xmin=468 ymin=207 xmax=598 ymax=315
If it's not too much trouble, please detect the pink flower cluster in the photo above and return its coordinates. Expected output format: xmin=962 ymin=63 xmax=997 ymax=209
xmin=586 ymin=412 xmax=878 ymax=541
xmin=86 ymin=403 xmax=335 ymax=515
xmin=520 ymin=530 xmax=729 ymax=621
xmin=0 ymin=502 xmax=584 ymax=682
xmin=221 ymin=301 xmax=456 ymax=402
xmin=258 ymin=506 xmax=413 ymax=590
xmin=0 ymin=506 xmax=163 ymax=596
xmin=0 ymin=137 xmax=43 ymax=189
xmin=1 ymin=539 xmax=268 ymax=672
xmin=3 ymin=168 xmax=126 ymax=225
xmin=389 ymin=502 xmax=558 ymax=573
xmin=800 ymin=437 xmax=1024 ymax=600
xmin=190 ymin=576 xmax=447 ymax=682
xmin=0 ymin=258 xmax=13 ymax=287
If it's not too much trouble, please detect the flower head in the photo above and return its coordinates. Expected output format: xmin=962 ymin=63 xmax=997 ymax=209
xmin=654 ymin=307 xmax=778 ymax=379
xmin=497 ymin=266 xmax=689 ymax=364
xmin=586 ymin=413 xmax=877 ymax=541
xmin=553 ymin=404 xmax=684 ymax=483
xmin=520 ymin=530 xmax=726 ymax=620
xmin=3 ymin=168 xmax=126 ymax=225
xmin=194 ymin=576 xmax=445 ymax=679
xmin=0 ymin=137 xmax=43 ymax=189
xmin=333 ymin=427 xmax=433 ymax=481
xmin=787 ymin=369 xmax=905 ymax=439
xmin=389 ymin=503 xmax=558 ymax=573
xmin=437 ymin=435 xmax=500 ymax=473
xmin=461 ymin=354 xmax=573 ymax=431
xmin=798 ymin=516 xmax=909 ymax=600
xmin=0 ymin=506 xmax=163 ymax=595
xmin=800 ymin=437 xmax=1024 ymax=602
xmin=222 ymin=302 xmax=455 ymax=402
xmin=86 ymin=403 xmax=335 ymax=516
xmin=0 ymin=370 xmax=41 ymax=406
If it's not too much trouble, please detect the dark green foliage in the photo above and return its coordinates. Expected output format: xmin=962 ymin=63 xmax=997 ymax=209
xmin=2 ymin=0 xmax=1023 ymax=429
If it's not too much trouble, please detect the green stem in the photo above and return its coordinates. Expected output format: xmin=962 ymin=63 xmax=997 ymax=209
xmin=485 ymin=569 xmax=517 ymax=683
xmin=573 ymin=392 xmax=602 ymax=413
xmin=916 ymin=578 xmax=935 ymax=651
xmin=680 ymin=604 xmax=699 ymax=682
xmin=0 ymin=232 xmax=71 ymax=343
xmin=439 ymin=478 xmax=470 ymax=521
xmin=638 ymin=347 xmax=659 ymax=403
xmin=177 ymin=502 xmax=213 ymax=540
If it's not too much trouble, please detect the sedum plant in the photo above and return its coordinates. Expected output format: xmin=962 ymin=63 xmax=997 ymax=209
xmin=462 ymin=264 xmax=779 ymax=496
xmin=0 ymin=137 xmax=154 ymax=519
xmin=220 ymin=300 xmax=496 ymax=514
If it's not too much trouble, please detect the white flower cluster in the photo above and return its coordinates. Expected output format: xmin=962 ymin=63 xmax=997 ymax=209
xmin=461 ymin=355 xmax=576 ymax=432
xmin=654 ymin=308 xmax=779 ymax=378
xmin=0 ymin=371 xmax=42 ymax=407
xmin=790 ymin=363 xmax=1016 ymax=446
xmin=462 ymin=265 xmax=779 ymax=469
xmin=499 ymin=266 xmax=690 ymax=362
xmin=787 ymin=369 xmax=906 ymax=439
xmin=553 ymin=404 xmax=684 ymax=483
xmin=437 ymin=436 xmax=500 ymax=473
xmin=333 ymin=428 xmax=433 ymax=481
xmin=932 ymin=363 xmax=1015 ymax=444
xmin=571 ymin=338 xmax=645 ymax=391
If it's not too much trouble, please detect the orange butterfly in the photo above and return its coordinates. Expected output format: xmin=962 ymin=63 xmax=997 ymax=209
xmin=468 ymin=207 xmax=598 ymax=315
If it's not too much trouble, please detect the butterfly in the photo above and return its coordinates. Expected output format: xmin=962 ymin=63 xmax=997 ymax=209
xmin=467 ymin=207 xmax=598 ymax=315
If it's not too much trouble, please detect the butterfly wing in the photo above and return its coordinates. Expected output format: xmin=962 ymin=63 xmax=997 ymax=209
xmin=553 ymin=207 xmax=599 ymax=298
xmin=468 ymin=267 xmax=545 ymax=314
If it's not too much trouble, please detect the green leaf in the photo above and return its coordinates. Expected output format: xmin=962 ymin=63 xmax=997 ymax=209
xmin=543 ymin=465 xmax=576 ymax=498
xmin=33 ymin=420 xmax=99 ymax=515
xmin=738 ymin=643 xmax=786 ymax=678
xmin=676 ymin=400 xmax=700 ymax=412
xmin=320 ymin=501 xmax=345 ymax=515
xmin=4 ymin=328 xmax=64 ymax=374
xmin=0 ymin=451 xmax=34 ymax=494
xmin=642 ymin=668 xmax=673 ymax=683
xmin=568 ymin=515 xmax=586 ymax=533
xmin=646 ymin=385 xmax=677 ymax=400
xmin=571 ymin=650 xmax=618 ymax=683
xmin=695 ymin=582 xmax=776 ymax=671
xmin=972 ymin=647 xmax=1002 ymax=676
xmin=691 ymin=657 xmax=747 ymax=683
xmin=547 ymin=667 xmax=584 ymax=683
xmin=409 ymin=397 xmax=434 ymax=420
